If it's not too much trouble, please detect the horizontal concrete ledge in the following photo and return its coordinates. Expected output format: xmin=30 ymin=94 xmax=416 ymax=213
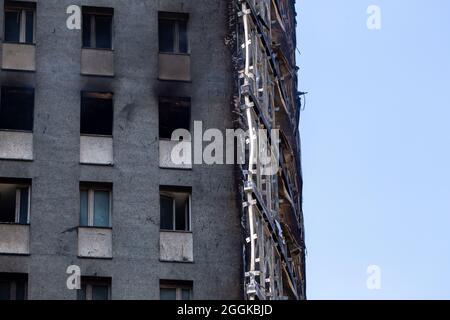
xmin=0 ymin=131 xmax=33 ymax=161
xmin=160 ymin=230 xmax=193 ymax=263
xmin=0 ymin=224 xmax=30 ymax=255
xmin=158 ymin=53 xmax=191 ymax=82
xmin=81 ymin=48 xmax=114 ymax=77
xmin=2 ymin=42 xmax=36 ymax=71
xmin=78 ymin=227 xmax=112 ymax=259
xmin=80 ymin=135 xmax=113 ymax=165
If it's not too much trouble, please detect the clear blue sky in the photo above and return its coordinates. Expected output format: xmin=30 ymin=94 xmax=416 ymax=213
xmin=296 ymin=0 xmax=450 ymax=299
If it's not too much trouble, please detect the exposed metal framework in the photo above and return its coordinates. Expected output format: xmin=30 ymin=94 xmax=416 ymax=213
xmin=229 ymin=0 xmax=306 ymax=300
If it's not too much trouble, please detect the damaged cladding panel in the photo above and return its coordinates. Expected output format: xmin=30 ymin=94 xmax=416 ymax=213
xmin=231 ymin=0 xmax=306 ymax=300
xmin=0 ymin=0 xmax=304 ymax=300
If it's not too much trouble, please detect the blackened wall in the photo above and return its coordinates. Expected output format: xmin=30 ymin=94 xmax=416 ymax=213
xmin=0 ymin=0 xmax=242 ymax=299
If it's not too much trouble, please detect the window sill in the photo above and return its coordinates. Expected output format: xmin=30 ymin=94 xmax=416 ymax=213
xmin=160 ymin=229 xmax=192 ymax=234
xmin=158 ymin=51 xmax=190 ymax=56
xmin=78 ymin=225 xmax=112 ymax=230
xmin=80 ymin=133 xmax=113 ymax=138
xmin=0 ymin=252 xmax=30 ymax=256
xmin=77 ymin=256 xmax=113 ymax=260
xmin=2 ymin=41 xmax=35 ymax=46
xmin=158 ymin=166 xmax=192 ymax=171
xmin=0 ymin=129 xmax=33 ymax=133
xmin=159 ymin=259 xmax=194 ymax=264
xmin=82 ymin=47 xmax=114 ymax=52
xmin=79 ymin=162 xmax=114 ymax=168
xmin=159 ymin=137 xmax=187 ymax=141
xmin=0 ymin=157 xmax=33 ymax=163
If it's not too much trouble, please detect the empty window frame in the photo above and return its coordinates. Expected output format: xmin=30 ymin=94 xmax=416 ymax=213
xmin=160 ymin=280 xmax=192 ymax=300
xmin=0 ymin=182 xmax=30 ymax=224
xmin=80 ymin=92 xmax=113 ymax=136
xmin=80 ymin=185 xmax=111 ymax=228
xmin=0 ymin=87 xmax=34 ymax=132
xmin=4 ymin=1 xmax=35 ymax=44
xmin=77 ymin=277 xmax=111 ymax=300
xmin=158 ymin=12 xmax=189 ymax=54
xmin=82 ymin=7 xmax=113 ymax=49
xmin=0 ymin=273 xmax=27 ymax=300
xmin=160 ymin=187 xmax=191 ymax=232
xmin=159 ymin=97 xmax=190 ymax=140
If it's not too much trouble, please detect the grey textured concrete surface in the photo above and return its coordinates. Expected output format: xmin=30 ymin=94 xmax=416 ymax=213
xmin=80 ymin=48 xmax=115 ymax=77
xmin=159 ymin=140 xmax=192 ymax=169
xmin=0 ymin=131 xmax=33 ymax=160
xmin=0 ymin=224 xmax=30 ymax=254
xmin=80 ymin=135 xmax=113 ymax=165
xmin=77 ymin=227 xmax=112 ymax=259
xmin=0 ymin=0 xmax=242 ymax=299
xmin=159 ymin=231 xmax=194 ymax=263
xmin=2 ymin=43 xmax=36 ymax=71
xmin=158 ymin=53 xmax=190 ymax=81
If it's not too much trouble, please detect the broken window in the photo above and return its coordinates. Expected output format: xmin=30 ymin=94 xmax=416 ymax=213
xmin=0 ymin=87 xmax=34 ymax=132
xmin=80 ymin=92 xmax=113 ymax=136
xmin=80 ymin=184 xmax=111 ymax=228
xmin=4 ymin=1 xmax=35 ymax=44
xmin=0 ymin=273 xmax=27 ymax=300
xmin=160 ymin=187 xmax=191 ymax=231
xmin=77 ymin=277 xmax=111 ymax=300
xmin=159 ymin=97 xmax=190 ymax=140
xmin=160 ymin=280 xmax=192 ymax=300
xmin=82 ymin=7 xmax=113 ymax=49
xmin=158 ymin=12 xmax=189 ymax=54
xmin=0 ymin=182 xmax=30 ymax=224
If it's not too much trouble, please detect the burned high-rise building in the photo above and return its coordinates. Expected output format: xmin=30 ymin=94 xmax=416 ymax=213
xmin=0 ymin=0 xmax=305 ymax=300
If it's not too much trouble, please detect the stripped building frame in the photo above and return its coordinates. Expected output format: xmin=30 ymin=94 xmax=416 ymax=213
xmin=228 ymin=0 xmax=306 ymax=300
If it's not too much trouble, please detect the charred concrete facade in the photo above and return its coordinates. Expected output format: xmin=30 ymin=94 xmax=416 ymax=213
xmin=0 ymin=0 xmax=304 ymax=300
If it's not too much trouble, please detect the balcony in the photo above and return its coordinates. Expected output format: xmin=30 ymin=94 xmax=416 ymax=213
xmin=2 ymin=43 xmax=35 ymax=71
xmin=0 ymin=131 xmax=33 ymax=161
xmin=81 ymin=48 xmax=114 ymax=77
xmin=80 ymin=135 xmax=113 ymax=165
xmin=78 ymin=227 xmax=112 ymax=259
xmin=160 ymin=231 xmax=193 ymax=263
xmin=0 ymin=224 xmax=30 ymax=255
xmin=158 ymin=53 xmax=190 ymax=81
